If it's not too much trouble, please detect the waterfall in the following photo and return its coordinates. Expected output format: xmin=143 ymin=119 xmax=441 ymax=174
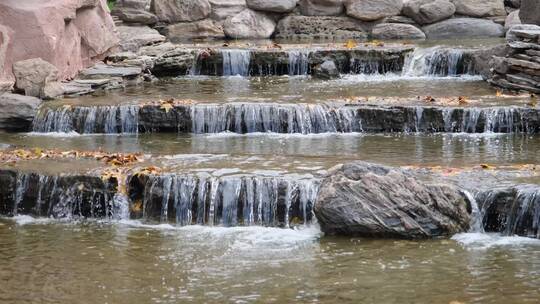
xmin=402 ymin=47 xmax=475 ymax=77
xmin=190 ymin=103 xmax=363 ymax=134
xmin=476 ymin=185 xmax=540 ymax=239
xmin=31 ymin=103 xmax=535 ymax=134
xmin=137 ymin=174 xmax=320 ymax=227
xmin=3 ymin=172 xmax=120 ymax=219
xmin=32 ymin=105 xmax=139 ymax=134
xmin=463 ymin=190 xmax=484 ymax=233
xmin=288 ymin=50 xmax=311 ymax=76
xmin=222 ymin=49 xmax=251 ymax=76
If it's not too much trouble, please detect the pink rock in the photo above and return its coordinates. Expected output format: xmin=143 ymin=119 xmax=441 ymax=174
xmin=0 ymin=0 xmax=119 ymax=83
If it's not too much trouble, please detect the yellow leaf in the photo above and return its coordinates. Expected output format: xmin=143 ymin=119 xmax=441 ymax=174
xmin=160 ymin=103 xmax=173 ymax=113
xmin=345 ymin=39 xmax=357 ymax=49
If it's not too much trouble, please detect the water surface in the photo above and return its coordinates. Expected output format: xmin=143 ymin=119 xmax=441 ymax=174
xmin=0 ymin=219 xmax=539 ymax=304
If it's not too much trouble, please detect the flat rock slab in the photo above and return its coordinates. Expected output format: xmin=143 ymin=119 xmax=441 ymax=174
xmin=80 ymin=64 xmax=142 ymax=79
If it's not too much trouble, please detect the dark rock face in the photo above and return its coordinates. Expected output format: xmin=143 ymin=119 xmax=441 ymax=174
xmin=314 ymin=162 xmax=471 ymax=238
xmin=476 ymin=185 xmax=540 ymax=238
xmin=0 ymin=169 xmax=118 ymax=218
xmin=519 ymin=0 xmax=540 ymax=25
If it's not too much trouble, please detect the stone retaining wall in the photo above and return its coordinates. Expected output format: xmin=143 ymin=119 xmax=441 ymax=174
xmin=112 ymin=0 xmax=518 ymax=42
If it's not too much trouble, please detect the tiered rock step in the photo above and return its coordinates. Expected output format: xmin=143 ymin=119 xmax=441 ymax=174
xmin=130 ymin=42 xmax=485 ymax=77
xmin=0 ymin=134 xmax=539 ymax=237
xmin=32 ymin=102 xmax=540 ymax=134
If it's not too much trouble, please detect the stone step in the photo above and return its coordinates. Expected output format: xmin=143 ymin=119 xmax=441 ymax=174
xmin=32 ymin=102 xmax=540 ymax=134
xmin=1 ymin=153 xmax=538 ymax=236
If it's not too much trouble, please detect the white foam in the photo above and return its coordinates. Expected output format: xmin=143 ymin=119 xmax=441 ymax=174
xmin=452 ymin=232 xmax=540 ymax=250
xmin=25 ymin=131 xmax=83 ymax=137
xmin=335 ymin=73 xmax=483 ymax=83
xmin=197 ymin=132 xmax=366 ymax=138
xmin=9 ymin=215 xmax=57 ymax=226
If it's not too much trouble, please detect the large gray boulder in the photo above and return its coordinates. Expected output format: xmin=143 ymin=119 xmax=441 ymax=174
xmin=314 ymin=162 xmax=472 ymax=238
xmin=275 ymin=15 xmax=368 ymax=40
xmin=117 ymin=25 xmax=166 ymax=52
xmin=164 ymin=20 xmax=225 ymax=42
xmin=519 ymin=0 xmax=540 ymax=25
xmin=246 ymin=0 xmax=297 ymax=13
xmin=298 ymin=0 xmax=344 ymax=16
xmin=402 ymin=0 xmax=455 ymax=25
xmin=450 ymin=0 xmax=506 ymax=17
xmin=0 ymin=93 xmax=41 ymax=131
xmin=423 ymin=18 xmax=505 ymax=39
xmin=223 ymin=9 xmax=276 ymax=39
xmin=209 ymin=0 xmax=247 ymax=20
xmin=345 ymin=0 xmax=403 ymax=21
xmin=371 ymin=23 xmax=426 ymax=40
xmin=152 ymin=0 xmax=211 ymax=22
xmin=12 ymin=58 xmax=63 ymax=99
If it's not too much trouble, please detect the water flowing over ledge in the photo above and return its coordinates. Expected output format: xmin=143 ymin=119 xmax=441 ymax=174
xmin=182 ymin=46 xmax=478 ymax=77
xmin=0 ymin=167 xmax=538 ymax=239
xmin=32 ymin=103 xmax=540 ymax=134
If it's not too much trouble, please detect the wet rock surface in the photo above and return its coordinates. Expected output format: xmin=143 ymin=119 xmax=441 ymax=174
xmin=0 ymin=169 xmax=118 ymax=218
xmin=476 ymin=185 xmax=540 ymax=239
xmin=314 ymin=161 xmax=471 ymax=238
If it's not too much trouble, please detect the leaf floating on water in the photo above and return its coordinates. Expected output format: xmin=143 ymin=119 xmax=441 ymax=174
xmin=458 ymin=96 xmax=469 ymax=105
xmin=160 ymin=103 xmax=173 ymax=113
xmin=424 ymin=96 xmax=436 ymax=103
xmin=345 ymin=39 xmax=358 ymax=49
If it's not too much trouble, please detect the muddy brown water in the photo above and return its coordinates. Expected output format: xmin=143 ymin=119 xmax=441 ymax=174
xmin=45 ymin=76 xmax=533 ymax=108
xmin=0 ymin=219 xmax=539 ymax=304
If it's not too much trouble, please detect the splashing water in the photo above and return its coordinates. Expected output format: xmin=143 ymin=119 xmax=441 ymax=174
xmin=402 ymin=47 xmax=475 ymax=77
xmin=222 ymin=49 xmax=251 ymax=76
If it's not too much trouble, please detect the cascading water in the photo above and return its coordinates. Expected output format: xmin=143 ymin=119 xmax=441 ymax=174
xmin=475 ymin=185 xmax=540 ymax=238
xmin=32 ymin=105 xmax=139 ymax=134
xmin=1 ymin=172 xmax=124 ymax=219
xmin=31 ymin=103 xmax=536 ymax=134
xmin=463 ymin=190 xmax=484 ymax=233
xmin=222 ymin=49 xmax=251 ymax=76
xmin=402 ymin=47 xmax=475 ymax=77
xmin=190 ymin=103 xmax=364 ymax=134
xmin=134 ymin=174 xmax=320 ymax=227
xmin=288 ymin=50 xmax=311 ymax=76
